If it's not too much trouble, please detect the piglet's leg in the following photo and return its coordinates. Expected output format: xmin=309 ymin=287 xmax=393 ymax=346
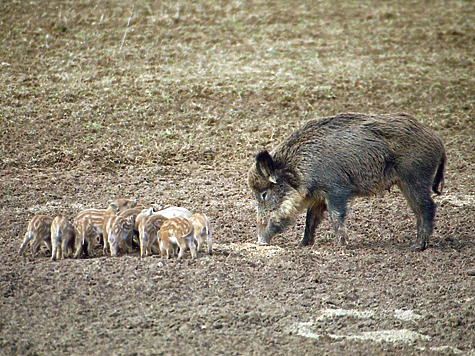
xmin=177 ymin=244 xmax=185 ymax=259
xmin=187 ymin=235 xmax=197 ymax=260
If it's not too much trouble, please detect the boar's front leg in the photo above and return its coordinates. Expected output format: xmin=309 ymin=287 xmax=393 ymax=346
xmin=300 ymin=199 xmax=327 ymax=246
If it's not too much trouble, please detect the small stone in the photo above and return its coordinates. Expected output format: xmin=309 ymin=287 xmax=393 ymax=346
xmin=312 ymin=273 xmax=322 ymax=283
xmin=109 ymin=310 xmax=120 ymax=317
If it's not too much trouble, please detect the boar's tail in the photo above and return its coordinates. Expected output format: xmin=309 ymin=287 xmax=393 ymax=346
xmin=432 ymin=153 xmax=446 ymax=196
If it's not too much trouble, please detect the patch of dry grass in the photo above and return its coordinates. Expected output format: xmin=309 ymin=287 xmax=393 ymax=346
xmin=0 ymin=0 xmax=473 ymax=176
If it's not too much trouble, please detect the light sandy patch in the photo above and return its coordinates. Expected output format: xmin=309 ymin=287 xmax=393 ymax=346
xmin=316 ymin=308 xmax=375 ymax=321
xmin=218 ymin=242 xmax=286 ymax=259
xmin=293 ymin=322 xmax=430 ymax=344
xmin=343 ymin=329 xmax=431 ymax=343
xmin=394 ymin=309 xmax=423 ymax=321
xmin=293 ymin=322 xmax=323 ymax=339
xmin=290 ymin=308 xmax=475 ymax=351
xmin=417 ymin=345 xmax=475 ymax=354
xmin=440 ymin=194 xmax=475 ymax=207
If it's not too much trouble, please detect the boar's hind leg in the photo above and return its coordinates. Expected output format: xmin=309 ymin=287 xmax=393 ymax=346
xmin=400 ymin=182 xmax=436 ymax=251
xmin=300 ymin=199 xmax=327 ymax=246
xmin=326 ymin=194 xmax=350 ymax=246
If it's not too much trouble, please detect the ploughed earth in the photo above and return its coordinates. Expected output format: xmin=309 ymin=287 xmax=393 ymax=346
xmin=0 ymin=0 xmax=474 ymax=355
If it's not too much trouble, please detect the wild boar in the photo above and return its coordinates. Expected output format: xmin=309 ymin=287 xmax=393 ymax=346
xmin=189 ymin=213 xmax=212 ymax=255
xmin=73 ymin=217 xmax=98 ymax=258
xmin=135 ymin=206 xmax=192 ymax=229
xmin=156 ymin=206 xmax=193 ymax=219
xmin=106 ymin=215 xmax=135 ymax=257
xmin=101 ymin=198 xmax=139 ymax=254
xmin=74 ymin=208 xmax=106 ymax=241
xmin=18 ymin=215 xmax=53 ymax=257
xmin=51 ymin=215 xmax=76 ymax=261
xmin=159 ymin=217 xmax=197 ymax=260
xmin=248 ymin=113 xmax=446 ymax=251
xmin=73 ymin=198 xmax=139 ymax=256
xmin=138 ymin=214 xmax=168 ymax=258
xmin=117 ymin=207 xmax=144 ymax=249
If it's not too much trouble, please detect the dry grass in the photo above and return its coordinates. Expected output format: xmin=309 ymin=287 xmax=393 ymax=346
xmin=1 ymin=0 xmax=473 ymax=175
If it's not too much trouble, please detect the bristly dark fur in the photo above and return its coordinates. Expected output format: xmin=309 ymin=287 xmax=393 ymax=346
xmin=248 ymin=113 xmax=446 ymax=251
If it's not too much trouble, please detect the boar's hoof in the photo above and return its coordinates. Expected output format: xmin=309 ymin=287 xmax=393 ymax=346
xmin=299 ymin=233 xmax=315 ymax=247
xmin=257 ymin=241 xmax=269 ymax=246
xmin=298 ymin=238 xmax=313 ymax=247
xmin=338 ymin=236 xmax=348 ymax=246
xmin=409 ymin=243 xmax=427 ymax=252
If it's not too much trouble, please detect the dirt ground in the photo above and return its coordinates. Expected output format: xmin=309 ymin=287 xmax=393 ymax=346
xmin=1 ymin=0 xmax=474 ymax=355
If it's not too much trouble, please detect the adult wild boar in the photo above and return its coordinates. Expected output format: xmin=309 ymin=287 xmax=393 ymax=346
xmin=248 ymin=113 xmax=446 ymax=251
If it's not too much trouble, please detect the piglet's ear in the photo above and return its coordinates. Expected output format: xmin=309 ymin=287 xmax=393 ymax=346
xmin=110 ymin=203 xmax=120 ymax=212
xmin=255 ymin=151 xmax=277 ymax=183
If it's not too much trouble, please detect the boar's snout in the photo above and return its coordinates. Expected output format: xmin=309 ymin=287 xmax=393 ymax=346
xmin=257 ymin=215 xmax=270 ymax=245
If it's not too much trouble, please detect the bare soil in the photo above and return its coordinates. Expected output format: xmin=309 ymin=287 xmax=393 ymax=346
xmin=1 ymin=0 xmax=474 ymax=355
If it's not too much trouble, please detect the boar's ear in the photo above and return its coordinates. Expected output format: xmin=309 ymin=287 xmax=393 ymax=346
xmin=255 ymin=151 xmax=277 ymax=183
xmin=110 ymin=203 xmax=120 ymax=212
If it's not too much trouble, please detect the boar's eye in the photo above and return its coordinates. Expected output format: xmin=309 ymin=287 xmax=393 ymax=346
xmin=261 ymin=191 xmax=268 ymax=201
